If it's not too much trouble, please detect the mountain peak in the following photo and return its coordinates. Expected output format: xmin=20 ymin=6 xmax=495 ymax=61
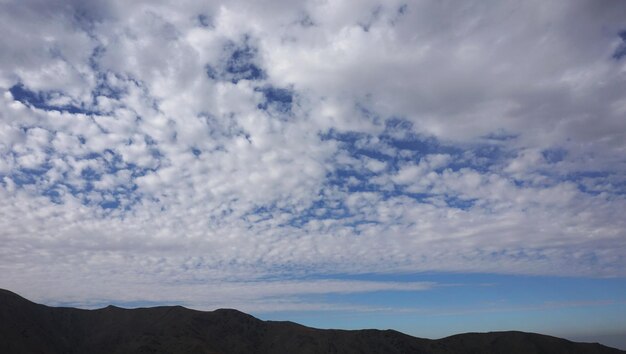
xmin=0 ymin=288 xmax=623 ymax=354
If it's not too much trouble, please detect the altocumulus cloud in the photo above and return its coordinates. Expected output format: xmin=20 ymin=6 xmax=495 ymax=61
xmin=0 ymin=0 xmax=625 ymax=310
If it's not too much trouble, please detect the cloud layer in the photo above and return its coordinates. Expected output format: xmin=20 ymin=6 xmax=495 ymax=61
xmin=1 ymin=0 xmax=625 ymax=309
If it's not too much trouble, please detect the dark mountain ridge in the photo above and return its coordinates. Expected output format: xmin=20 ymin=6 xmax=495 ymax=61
xmin=0 ymin=288 xmax=623 ymax=354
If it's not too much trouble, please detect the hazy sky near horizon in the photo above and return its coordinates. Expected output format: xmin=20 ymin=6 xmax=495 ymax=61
xmin=1 ymin=0 xmax=625 ymax=344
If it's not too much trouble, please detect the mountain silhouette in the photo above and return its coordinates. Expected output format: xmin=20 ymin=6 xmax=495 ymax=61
xmin=0 ymin=288 xmax=623 ymax=354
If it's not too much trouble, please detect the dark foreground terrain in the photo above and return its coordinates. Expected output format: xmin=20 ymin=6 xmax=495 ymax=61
xmin=1 ymin=288 xmax=623 ymax=354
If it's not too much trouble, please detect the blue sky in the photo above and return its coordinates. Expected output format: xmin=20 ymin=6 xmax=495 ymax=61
xmin=1 ymin=0 xmax=625 ymax=350
xmin=259 ymin=273 xmax=626 ymax=338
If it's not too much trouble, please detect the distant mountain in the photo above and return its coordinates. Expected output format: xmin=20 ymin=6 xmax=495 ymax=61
xmin=1 ymin=288 xmax=623 ymax=354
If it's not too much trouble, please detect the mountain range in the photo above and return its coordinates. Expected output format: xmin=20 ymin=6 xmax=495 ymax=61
xmin=1 ymin=288 xmax=623 ymax=354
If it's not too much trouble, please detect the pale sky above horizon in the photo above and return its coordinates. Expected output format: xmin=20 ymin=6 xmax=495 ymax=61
xmin=1 ymin=0 xmax=625 ymax=349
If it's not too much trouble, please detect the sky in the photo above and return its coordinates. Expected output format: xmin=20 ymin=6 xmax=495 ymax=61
xmin=1 ymin=0 xmax=626 ymax=349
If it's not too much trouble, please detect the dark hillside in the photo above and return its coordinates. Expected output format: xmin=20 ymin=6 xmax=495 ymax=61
xmin=0 ymin=289 xmax=622 ymax=354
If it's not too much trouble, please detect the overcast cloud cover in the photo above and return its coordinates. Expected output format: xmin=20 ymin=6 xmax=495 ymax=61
xmin=1 ymin=0 xmax=626 ymax=328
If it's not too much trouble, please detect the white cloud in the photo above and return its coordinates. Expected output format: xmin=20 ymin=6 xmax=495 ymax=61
xmin=0 ymin=0 xmax=625 ymax=310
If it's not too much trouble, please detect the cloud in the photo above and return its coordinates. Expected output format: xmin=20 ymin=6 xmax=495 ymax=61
xmin=0 ymin=0 xmax=625 ymax=309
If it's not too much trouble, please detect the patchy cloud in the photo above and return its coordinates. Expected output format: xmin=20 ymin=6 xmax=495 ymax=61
xmin=0 ymin=0 xmax=625 ymax=312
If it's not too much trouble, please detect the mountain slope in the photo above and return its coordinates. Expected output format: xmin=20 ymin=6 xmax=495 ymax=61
xmin=0 ymin=289 xmax=622 ymax=354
